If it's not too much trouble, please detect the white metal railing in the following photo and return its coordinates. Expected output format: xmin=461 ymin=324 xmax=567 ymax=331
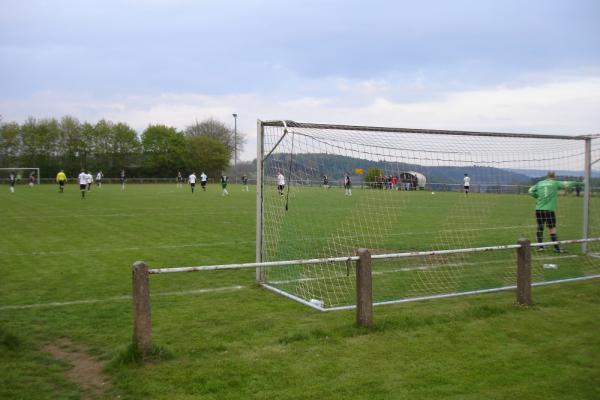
xmin=149 ymin=237 xmax=600 ymax=275
xmin=131 ymin=236 xmax=600 ymax=356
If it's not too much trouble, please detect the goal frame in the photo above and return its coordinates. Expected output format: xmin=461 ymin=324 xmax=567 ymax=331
xmin=0 ymin=167 xmax=40 ymax=184
xmin=255 ymin=119 xmax=600 ymax=305
xmin=256 ymin=120 xmax=595 ymax=284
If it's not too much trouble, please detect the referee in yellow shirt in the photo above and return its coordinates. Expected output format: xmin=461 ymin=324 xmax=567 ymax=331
xmin=56 ymin=170 xmax=67 ymax=193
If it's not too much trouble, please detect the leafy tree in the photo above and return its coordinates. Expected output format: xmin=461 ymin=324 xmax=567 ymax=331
xmin=184 ymin=135 xmax=230 ymax=178
xmin=0 ymin=122 xmax=21 ymax=167
xmin=184 ymin=118 xmax=245 ymax=161
xmin=20 ymin=117 xmax=61 ymax=172
xmin=141 ymin=125 xmax=186 ymax=176
xmin=58 ymin=116 xmax=83 ymax=171
xmin=364 ymin=167 xmax=384 ymax=188
xmin=88 ymin=120 xmax=141 ymax=175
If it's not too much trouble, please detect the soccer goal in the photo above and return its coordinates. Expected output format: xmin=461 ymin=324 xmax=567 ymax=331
xmin=0 ymin=168 xmax=40 ymax=185
xmin=256 ymin=121 xmax=600 ymax=310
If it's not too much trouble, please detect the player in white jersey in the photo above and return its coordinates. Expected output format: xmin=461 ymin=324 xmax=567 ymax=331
xmin=277 ymin=172 xmax=285 ymax=196
xmin=200 ymin=172 xmax=208 ymax=191
xmin=176 ymin=171 xmax=183 ymax=189
xmin=463 ymin=173 xmax=470 ymax=195
xmin=86 ymin=171 xmax=93 ymax=191
xmin=120 ymin=169 xmax=126 ymax=191
xmin=8 ymin=172 xmax=16 ymax=193
xmin=344 ymin=173 xmax=352 ymax=196
xmin=96 ymin=171 xmax=103 ymax=188
xmin=189 ymin=172 xmax=197 ymax=193
xmin=78 ymin=170 xmax=88 ymax=199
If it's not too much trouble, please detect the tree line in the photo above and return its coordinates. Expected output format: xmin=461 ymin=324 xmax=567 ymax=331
xmin=0 ymin=116 xmax=244 ymax=178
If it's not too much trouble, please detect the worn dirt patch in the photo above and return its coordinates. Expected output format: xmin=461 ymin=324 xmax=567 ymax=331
xmin=43 ymin=338 xmax=113 ymax=399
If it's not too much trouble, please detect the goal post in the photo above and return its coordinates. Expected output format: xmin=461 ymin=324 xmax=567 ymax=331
xmin=0 ymin=168 xmax=40 ymax=184
xmin=256 ymin=120 xmax=599 ymax=309
xmin=256 ymin=119 xmax=264 ymax=282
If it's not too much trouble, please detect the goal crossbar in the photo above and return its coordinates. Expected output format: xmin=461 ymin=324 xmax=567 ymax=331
xmin=260 ymin=120 xmax=592 ymax=141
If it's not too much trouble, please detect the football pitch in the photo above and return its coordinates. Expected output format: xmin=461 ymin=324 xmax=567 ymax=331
xmin=1 ymin=183 xmax=599 ymax=399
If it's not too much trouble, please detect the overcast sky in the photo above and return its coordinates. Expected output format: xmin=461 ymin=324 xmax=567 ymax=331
xmin=1 ymin=0 xmax=599 ymax=160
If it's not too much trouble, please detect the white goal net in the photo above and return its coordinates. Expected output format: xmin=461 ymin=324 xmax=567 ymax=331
xmin=0 ymin=168 xmax=40 ymax=185
xmin=257 ymin=121 xmax=600 ymax=310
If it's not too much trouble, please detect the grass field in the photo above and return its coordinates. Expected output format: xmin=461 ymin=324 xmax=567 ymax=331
xmin=262 ymin=185 xmax=599 ymax=308
xmin=1 ymin=183 xmax=599 ymax=399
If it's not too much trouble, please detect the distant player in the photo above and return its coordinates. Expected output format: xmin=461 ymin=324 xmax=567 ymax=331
xmin=241 ymin=174 xmax=249 ymax=191
xmin=200 ymin=172 xmax=208 ymax=191
xmin=78 ymin=170 xmax=87 ymax=199
xmin=176 ymin=171 xmax=183 ymax=189
xmin=344 ymin=173 xmax=352 ymax=196
xmin=221 ymin=174 xmax=229 ymax=196
xmin=28 ymin=171 xmax=35 ymax=187
xmin=56 ymin=170 xmax=67 ymax=193
xmin=277 ymin=172 xmax=285 ymax=196
xmin=528 ymin=170 xmax=578 ymax=253
xmin=575 ymin=180 xmax=583 ymax=197
xmin=86 ymin=171 xmax=93 ymax=191
xmin=96 ymin=171 xmax=103 ymax=188
xmin=323 ymin=175 xmax=329 ymax=189
xmin=120 ymin=169 xmax=126 ymax=191
xmin=463 ymin=173 xmax=470 ymax=195
xmin=8 ymin=172 xmax=16 ymax=193
xmin=189 ymin=172 xmax=197 ymax=193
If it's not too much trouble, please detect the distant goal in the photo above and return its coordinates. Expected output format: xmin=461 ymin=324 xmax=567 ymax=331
xmin=256 ymin=121 xmax=600 ymax=310
xmin=0 ymin=168 xmax=40 ymax=185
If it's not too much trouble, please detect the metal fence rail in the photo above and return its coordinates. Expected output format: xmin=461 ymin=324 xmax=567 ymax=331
xmin=132 ymin=236 xmax=600 ymax=356
xmin=149 ymin=237 xmax=600 ymax=274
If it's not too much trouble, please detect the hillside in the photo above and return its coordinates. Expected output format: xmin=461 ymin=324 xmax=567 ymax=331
xmin=266 ymin=153 xmax=532 ymax=185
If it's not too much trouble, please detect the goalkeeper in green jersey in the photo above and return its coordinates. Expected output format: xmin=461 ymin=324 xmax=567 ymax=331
xmin=528 ymin=170 xmax=579 ymax=253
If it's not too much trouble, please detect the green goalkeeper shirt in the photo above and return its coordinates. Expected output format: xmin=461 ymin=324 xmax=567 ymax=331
xmin=528 ymin=178 xmax=577 ymax=211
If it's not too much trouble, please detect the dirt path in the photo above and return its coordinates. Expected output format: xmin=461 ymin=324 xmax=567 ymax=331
xmin=43 ymin=338 xmax=113 ymax=399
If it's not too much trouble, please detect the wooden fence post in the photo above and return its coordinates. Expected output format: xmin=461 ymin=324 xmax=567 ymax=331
xmin=356 ymin=248 xmax=373 ymax=327
xmin=132 ymin=261 xmax=152 ymax=356
xmin=516 ymin=238 xmax=532 ymax=306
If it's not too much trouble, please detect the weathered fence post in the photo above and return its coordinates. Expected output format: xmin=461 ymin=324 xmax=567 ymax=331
xmin=356 ymin=248 xmax=374 ymax=327
xmin=132 ymin=261 xmax=152 ymax=356
xmin=516 ymin=238 xmax=532 ymax=306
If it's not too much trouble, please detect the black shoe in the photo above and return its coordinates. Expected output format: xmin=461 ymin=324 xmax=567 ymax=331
xmin=554 ymin=248 xmax=568 ymax=254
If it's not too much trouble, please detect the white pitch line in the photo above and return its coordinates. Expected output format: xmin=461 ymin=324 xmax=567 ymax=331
xmin=0 ymin=285 xmax=244 ymax=311
xmin=3 ymin=209 xmax=255 ymax=220
xmin=267 ymin=254 xmax=580 ymax=285
xmin=1 ymin=240 xmax=257 ymax=257
xmin=0 ymin=224 xmax=535 ymax=258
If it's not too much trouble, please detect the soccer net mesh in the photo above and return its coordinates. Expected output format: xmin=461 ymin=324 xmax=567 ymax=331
xmin=0 ymin=168 xmax=40 ymax=185
xmin=258 ymin=122 xmax=600 ymax=309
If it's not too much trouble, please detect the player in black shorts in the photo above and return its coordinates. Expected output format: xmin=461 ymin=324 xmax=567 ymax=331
xmin=120 ymin=169 xmax=126 ymax=191
xmin=8 ymin=172 xmax=16 ymax=193
xmin=176 ymin=171 xmax=183 ymax=189
xmin=529 ymin=171 xmax=577 ymax=253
